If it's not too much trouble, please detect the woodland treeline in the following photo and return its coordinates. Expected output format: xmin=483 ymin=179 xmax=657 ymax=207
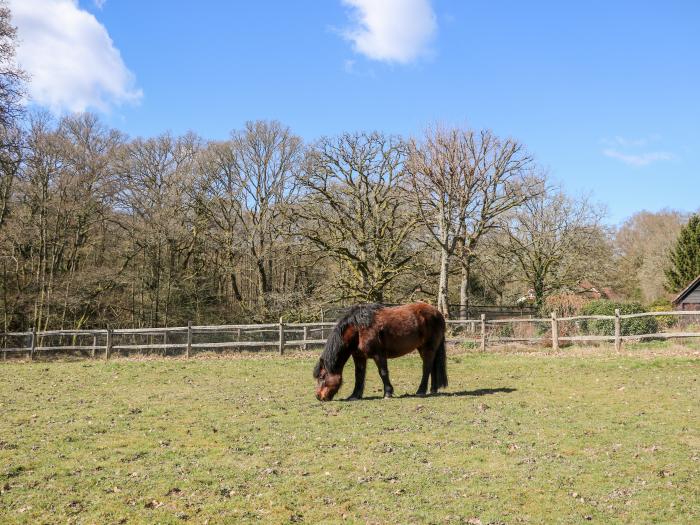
xmin=0 ymin=5 xmax=696 ymax=331
xmin=2 ymin=111 xmax=695 ymax=331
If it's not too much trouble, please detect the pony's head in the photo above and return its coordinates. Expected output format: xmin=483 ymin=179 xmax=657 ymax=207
xmin=312 ymin=304 xmax=381 ymax=401
xmin=313 ymin=358 xmax=342 ymax=401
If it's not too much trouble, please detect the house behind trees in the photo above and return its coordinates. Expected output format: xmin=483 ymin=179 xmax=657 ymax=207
xmin=673 ymin=275 xmax=700 ymax=311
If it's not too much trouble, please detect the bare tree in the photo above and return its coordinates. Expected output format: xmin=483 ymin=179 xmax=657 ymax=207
xmin=409 ymin=127 xmax=537 ymax=317
xmin=0 ymin=1 xmax=25 ymax=132
xmin=0 ymin=123 xmax=21 ymax=229
xmin=0 ymin=1 xmax=26 ymax=230
xmin=473 ymin=229 xmax=520 ymax=306
xmin=198 ymin=121 xmax=302 ymax=316
xmin=17 ymin=114 xmax=65 ymax=330
xmin=297 ymin=132 xmax=418 ymax=302
xmin=52 ymin=113 xmax=124 ymax=328
xmin=196 ymin=141 xmax=245 ymax=305
xmin=408 ymin=127 xmax=473 ymax=315
xmin=498 ymin=190 xmax=610 ymax=309
xmin=116 ymin=132 xmax=201 ymax=326
xmin=5 ymin=114 xmax=125 ymax=330
xmin=614 ymin=210 xmax=686 ymax=302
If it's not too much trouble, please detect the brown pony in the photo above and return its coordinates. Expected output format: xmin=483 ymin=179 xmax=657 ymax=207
xmin=313 ymin=302 xmax=447 ymax=401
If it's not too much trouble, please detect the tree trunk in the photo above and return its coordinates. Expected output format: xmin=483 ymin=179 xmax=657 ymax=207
xmin=226 ymin=237 xmax=243 ymax=303
xmin=459 ymin=262 xmax=470 ymax=320
xmin=369 ymin=289 xmax=384 ymax=303
xmin=256 ymin=257 xmax=268 ymax=308
xmin=229 ymin=271 xmax=242 ymax=302
xmin=2 ymin=260 xmax=8 ymax=333
xmin=533 ymin=277 xmax=546 ymax=311
xmin=0 ymin=168 xmax=14 ymax=230
xmin=457 ymin=237 xmax=473 ymax=320
xmin=437 ymin=246 xmax=450 ymax=317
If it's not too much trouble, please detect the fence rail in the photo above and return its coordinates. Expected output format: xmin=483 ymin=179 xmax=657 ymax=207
xmin=477 ymin=309 xmax=700 ymax=352
xmin=0 ymin=320 xmax=338 ymax=360
xmin=1 ymin=310 xmax=699 ymax=361
xmin=445 ymin=310 xmax=700 ymax=352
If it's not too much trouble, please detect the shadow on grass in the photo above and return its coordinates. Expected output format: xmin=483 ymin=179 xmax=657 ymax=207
xmin=423 ymin=387 xmax=517 ymax=398
xmin=341 ymin=387 xmax=517 ymax=402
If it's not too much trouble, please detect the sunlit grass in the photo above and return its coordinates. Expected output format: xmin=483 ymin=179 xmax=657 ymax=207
xmin=1 ymin=351 xmax=698 ymax=523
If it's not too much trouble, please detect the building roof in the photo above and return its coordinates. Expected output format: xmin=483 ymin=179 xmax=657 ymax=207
xmin=577 ymin=280 xmax=622 ymax=300
xmin=673 ymin=274 xmax=700 ymax=305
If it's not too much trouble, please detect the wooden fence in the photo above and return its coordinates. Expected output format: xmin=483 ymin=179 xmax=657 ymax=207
xmin=459 ymin=309 xmax=700 ymax=351
xmin=0 ymin=319 xmax=337 ymax=360
xmin=1 ymin=311 xmax=699 ymax=361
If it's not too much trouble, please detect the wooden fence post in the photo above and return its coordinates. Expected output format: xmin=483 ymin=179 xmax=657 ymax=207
xmin=163 ymin=330 xmax=168 ymax=357
xmin=29 ymin=326 xmax=36 ymax=361
xmin=278 ymin=317 xmax=285 ymax=355
xmin=186 ymin=321 xmax=192 ymax=358
xmin=105 ymin=328 xmax=112 ymax=360
xmin=480 ymin=314 xmax=486 ymax=352
xmin=91 ymin=334 xmax=97 ymax=358
xmin=551 ymin=311 xmax=559 ymax=352
xmin=320 ymin=309 xmax=325 ymax=339
xmin=303 ymin=326 xmax=308 ymax=351
xmin=614 ymin=308 xmax=621 ymax=352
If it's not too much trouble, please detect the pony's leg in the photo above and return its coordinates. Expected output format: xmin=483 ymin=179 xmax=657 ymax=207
xmin=416 ymin=348 xmax=434 ymax=396
xmin=347 ymin=354 xmax=367 ymax=400
xmin=429 ymin=338 xmax=443 ymax=394
xmin=373 ymin=351 xmax=394 ymax=398
xmin=430 ymin=364 xmax=439 ymax=394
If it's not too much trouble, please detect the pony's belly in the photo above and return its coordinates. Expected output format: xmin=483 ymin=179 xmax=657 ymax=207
xmin=358 ymin=332 xmax=419 ymax=358
xmin=386 ymin=347 xmax=417 ymax=358
xmin=384 ymin=337 xmax=422 ymax=358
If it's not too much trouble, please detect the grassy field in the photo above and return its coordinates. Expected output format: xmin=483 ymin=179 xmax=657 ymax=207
xmin=1 ymin=349 xmax=698 ymax=524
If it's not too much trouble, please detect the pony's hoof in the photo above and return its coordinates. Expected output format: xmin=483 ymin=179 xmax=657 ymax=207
xmin=383 ymin=393 xmax=393 ymax=399
xmin=345 ymin=396 xmax=361 ymax=401
xmin=415 ymin=391 xmax=427 ymax=397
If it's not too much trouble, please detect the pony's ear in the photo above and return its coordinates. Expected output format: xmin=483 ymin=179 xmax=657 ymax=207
xmin=313 ymin=358 xmax=324 ymax=379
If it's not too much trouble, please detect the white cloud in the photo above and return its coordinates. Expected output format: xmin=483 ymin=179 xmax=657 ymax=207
xmin=602 ymin=148 xmax=673 ymax=167
xmin=341 ymin=0 xmax=437 ymax=64
xmin=9 ymin=0 xmax=141 ymax=113
xmin=94 ymin=0 xmax=107 ymax=9
xmin=601 ymin=134 xmax=674 ymax=166
xmin=601 ymin=134 xmax=662 ymax=148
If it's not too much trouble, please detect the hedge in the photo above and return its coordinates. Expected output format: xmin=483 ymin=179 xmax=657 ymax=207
xmin=580 ymin=300 xmax=658 ymax=336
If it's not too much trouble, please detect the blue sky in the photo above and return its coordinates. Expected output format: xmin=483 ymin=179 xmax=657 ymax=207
xmin=10 ymin=0 xmax=700 ymax=224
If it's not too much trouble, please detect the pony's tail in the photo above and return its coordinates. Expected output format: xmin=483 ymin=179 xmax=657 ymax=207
xmin=432 ymin=334 xmax=448 ymax=390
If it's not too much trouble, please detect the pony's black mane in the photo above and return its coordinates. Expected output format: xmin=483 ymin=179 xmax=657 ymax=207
xmin=313 ymin=303 xmax=384 ymax=377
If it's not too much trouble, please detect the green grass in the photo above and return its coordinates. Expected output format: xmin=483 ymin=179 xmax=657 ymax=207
xmin=1 ymin=352 xmax=698 ymax=524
